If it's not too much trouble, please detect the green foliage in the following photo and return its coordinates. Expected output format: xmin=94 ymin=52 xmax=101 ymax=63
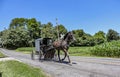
xmin=0 ymin=60 xmax=47 ymax=77
xmin=9 ymin=18 xmax=41 ymax=39
xmin=72 ymin=30 xmax=95 ymax=46
xmin=72 ymin=30 xmax=107 ymax=46
xmin=2 ymin=17 xmax=120 ymax=49
xmin=106 ymin=29 xmax=119 ymax=42
xmin=54 ymin=24 xmax=67 ymax=40
xmin=91 ymin=40 xmax=120 ymax=57
xmin=55 ymin=24 xmax=67 ymax=34
xmin=94 ymin=31 xmax=105 ymax=38
xmin=1 ymin=27 xmax=31 ymax=49
xmin=94 ymin=31 xmax=105 ymax=44
xmin=9 ymin=18 xmax=27 ymax=29
xmin=1 ymin=18 xmax=69 ymax=49
xmin=41 ymin=22 xmax=55 ymax=38
xmin=27 ymin=18 xmax=41 ymax=39
xmin=73 ymin=29 xmax=85 ymax=38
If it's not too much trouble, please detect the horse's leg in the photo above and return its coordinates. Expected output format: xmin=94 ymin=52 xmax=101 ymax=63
xmin=66 ymin=51 xmax=71 ymax=63
xmin=53 ymin=49 xmax=57 ymax=60
xmin=62 ymin=49 xmax=67 ymax=61
xmin=58 ymin=50 xmax=61 ymax=62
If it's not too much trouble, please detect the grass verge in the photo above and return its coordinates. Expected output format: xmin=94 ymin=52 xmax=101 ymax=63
xmin=0 ymin=60 xmax=48 ymax=77
xmin=16 ymin=47 xmax=35 ymax=54
xmin=0 ymin=52 xmax=5 ymax=58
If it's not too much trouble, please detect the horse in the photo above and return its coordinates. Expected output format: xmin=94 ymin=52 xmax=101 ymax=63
xmin=53 ymin=31 xmax=76 ymax=63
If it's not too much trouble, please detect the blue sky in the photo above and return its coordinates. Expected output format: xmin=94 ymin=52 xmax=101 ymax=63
xmin=0 ymin=0 xmax=120 ymax=35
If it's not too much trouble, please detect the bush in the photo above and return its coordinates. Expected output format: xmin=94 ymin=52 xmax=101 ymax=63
xmin=91 ymin=40 xmax=120 ymax=57
xmin=1 ymin=27 xmax=31 ymax=49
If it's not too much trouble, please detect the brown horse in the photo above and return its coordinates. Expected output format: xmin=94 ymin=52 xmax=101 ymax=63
xmin=53 ymin=31 xmax=76 ymax=63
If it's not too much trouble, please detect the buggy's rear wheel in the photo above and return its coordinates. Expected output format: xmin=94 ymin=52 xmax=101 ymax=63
xmin=39 ymin=50 xmax=43 ymax=60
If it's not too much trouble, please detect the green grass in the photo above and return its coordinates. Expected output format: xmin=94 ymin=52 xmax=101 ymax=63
xmin=0 ymin=52 xmax=5 ymax=58
xmin=16 ymin=47 xmax=35 ymax=54
xmin=0 ymin=60 xmax=48 ymax=77
xmin=16 ymin=47 xmax=92 ymax=56
xmin=69 ymin=47 xmax=92 ymax=56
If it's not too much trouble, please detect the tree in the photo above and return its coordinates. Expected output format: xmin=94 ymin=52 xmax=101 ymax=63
xmin=106 ymin=29 xmax=119 ymax=42
xmin=72 ymin=29 xmax=95 ymax=46
xmin=94 ymin=31 xmax=105 ymax=44
xmin=27 ymin=18 xmax=41 ymax=39
xmin=54 ymin=24 xmax=67 ymax=39
xmin=9 ymin=18 xmax=27 ymax=29
xmin=9 ymin=18 xmax=41 ymax=40
xmin=41 ymin=22 xmax=55 ymax=38
xmin=94 ymin=31 xmax=105 ymax=38
xmin=73 ymin=29 xmax=84 ymax=38
xmin=72 ymin=29 xmax=85 ymax=43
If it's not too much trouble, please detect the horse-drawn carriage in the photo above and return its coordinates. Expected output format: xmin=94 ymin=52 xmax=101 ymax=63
xmin=31 ymin=38 xmax=55 ymax=60
xmin=31 ymin=32 xmax=76 ymax=63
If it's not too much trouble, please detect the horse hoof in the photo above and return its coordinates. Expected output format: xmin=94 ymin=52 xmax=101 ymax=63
xmin=69 ymin=62 xmax=72 ymax=66
xmin=59 ymin=60 xmax=62 ymax=63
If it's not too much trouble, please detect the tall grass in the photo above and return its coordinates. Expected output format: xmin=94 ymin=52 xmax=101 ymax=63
xmin=0 ymin=60 xmax=47 ymax=77
xmin=91 ymin=40 xmax=120 ymax=57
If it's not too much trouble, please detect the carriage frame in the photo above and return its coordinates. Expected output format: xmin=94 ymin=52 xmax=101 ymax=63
xmin=31 ymin=38 xmax=55 ymax=60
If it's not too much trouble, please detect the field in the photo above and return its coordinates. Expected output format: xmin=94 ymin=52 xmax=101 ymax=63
xmin=69 ymin=47 xmax=92 ymax=56
xmin=0 ymin=60 xmax=48 ymax=77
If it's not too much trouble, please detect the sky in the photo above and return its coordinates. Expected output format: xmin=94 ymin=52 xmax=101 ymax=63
xmin=0 ymin=0 xmax=120 ymax=35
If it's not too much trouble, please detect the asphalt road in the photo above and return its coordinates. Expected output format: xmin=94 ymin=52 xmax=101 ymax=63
xmin=0 ymin=48 xmax=120 ymax=77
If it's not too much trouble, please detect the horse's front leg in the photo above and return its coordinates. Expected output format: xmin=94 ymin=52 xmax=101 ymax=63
xmin=58 ymin=50 xmax=61 ymax=62
xmin=66 ymin=51 xmax=71 ymax=63
xmin=62 ymin=49 xmax=67 ymax=61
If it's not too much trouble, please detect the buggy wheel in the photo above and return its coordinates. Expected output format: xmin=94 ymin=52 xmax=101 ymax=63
xmin=39 ymin=50 xmax=43 ymax=60
xmin=31 ymin=50 xmax=34 ymax=60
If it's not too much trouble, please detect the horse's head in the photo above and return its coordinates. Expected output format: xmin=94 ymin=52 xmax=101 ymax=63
xmin=64 ymin=31 xmax=76 ymax=42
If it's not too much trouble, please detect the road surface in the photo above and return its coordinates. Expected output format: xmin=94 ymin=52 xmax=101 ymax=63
xmin=0 ymin=48 xmax=120 ymax=77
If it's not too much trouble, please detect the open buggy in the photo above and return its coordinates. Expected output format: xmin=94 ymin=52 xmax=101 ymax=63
xmin=31 ymin=38 xmax=56 ymax=60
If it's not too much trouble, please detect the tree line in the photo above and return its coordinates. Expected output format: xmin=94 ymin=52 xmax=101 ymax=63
xmin=0 ymin=18 xmax=120 ymax=49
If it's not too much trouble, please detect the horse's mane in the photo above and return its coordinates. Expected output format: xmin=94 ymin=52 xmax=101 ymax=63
xmin=63 ymin=32 xmax=70 ymax=40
